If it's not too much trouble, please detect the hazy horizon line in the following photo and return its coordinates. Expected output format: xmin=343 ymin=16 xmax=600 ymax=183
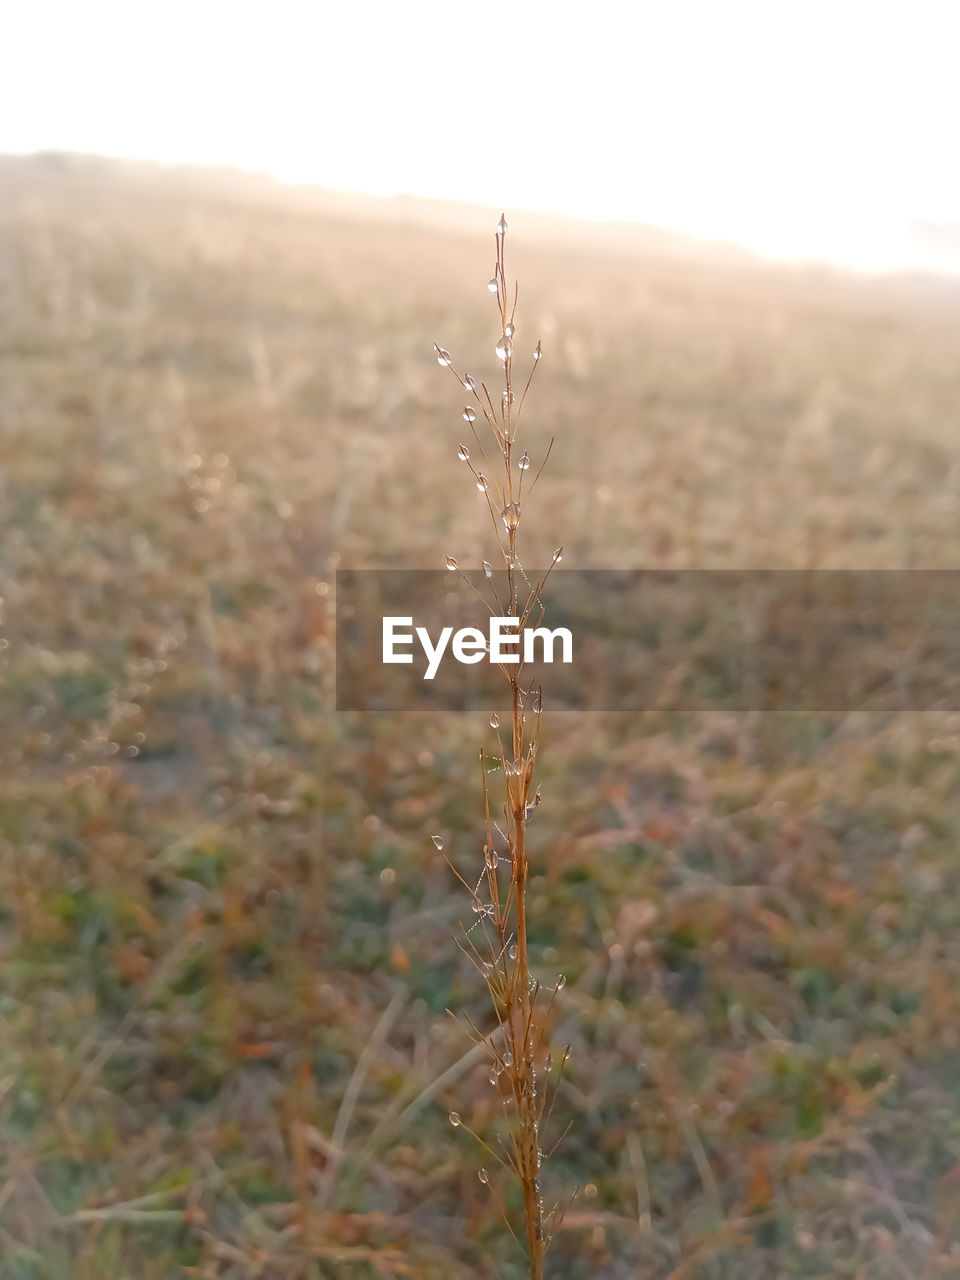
xmin=5 ymin=145 xmax=960 ymax=283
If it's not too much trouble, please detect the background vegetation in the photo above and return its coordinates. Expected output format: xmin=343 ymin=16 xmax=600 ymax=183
xmin=3 ymin=154 xmax=960 ymax=1277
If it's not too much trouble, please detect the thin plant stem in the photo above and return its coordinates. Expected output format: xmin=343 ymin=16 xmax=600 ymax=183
xmin=434 ymin=215 xmax=561 ymax=1279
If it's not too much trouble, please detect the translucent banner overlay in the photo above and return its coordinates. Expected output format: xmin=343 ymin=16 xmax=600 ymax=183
xmin=335 ymin=570 xmax=960 ymax=712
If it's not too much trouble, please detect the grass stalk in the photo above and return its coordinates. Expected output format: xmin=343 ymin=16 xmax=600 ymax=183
xmin=434 ymin=213 xmax=561 ymax=1278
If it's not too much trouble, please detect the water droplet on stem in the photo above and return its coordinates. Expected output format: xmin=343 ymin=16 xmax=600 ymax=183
xmin=434 ymin=345 xmax=452 ymax=367
xmin=445 ymin=555 xmax=458 ymax=571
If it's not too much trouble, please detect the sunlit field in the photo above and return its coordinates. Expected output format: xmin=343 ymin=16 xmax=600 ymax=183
xmin=4 ymin=153 xmax=960 ymax=1278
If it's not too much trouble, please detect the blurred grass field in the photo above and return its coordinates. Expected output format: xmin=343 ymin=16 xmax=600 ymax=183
xmin=3 ymin=154 xmax=960 ymax=1278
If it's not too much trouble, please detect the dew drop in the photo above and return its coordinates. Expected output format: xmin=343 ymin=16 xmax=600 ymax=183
xmin=435 ymin=344 xmax=452 ymax=367
xmin=509 ymin=944 xmax=518 ymax=960
xmin=457 ymin=443 xmax=470 ymax=462
xmin=498 ymin=213 xmax=508 ymax=234
xmin=489 ymin=712 xmax=500 ymax=729
xmin=487 ymin=277 xmax=498 ymax=293
xmin=502 ymin=1051 xmax=513 ymax=1067
xmin=432 ymin=834 xmax=445 ymax=850
xmin=501 ymin=503 xmax=521 ymax=530
xmin=445 ymin=555 xmax=458 ymax=571
xmin=504 ymin=321 xmax=515 ymax=338
xmin=476 ymin=473 xmax=488 ymax=492
xmin=463 ymin=406 xmax=476 ymax=423
xmin=533 ymin=341 xmax=542 ymax=361
xmin=485 ymin=847 xmax=498 ymax=870
xmin=478 ymin=1167 xmax=489 ymax=1184
xmin=449 ymin=1111 xmax=462 ymax=1127
xmin=518 ymin=451 xmax=530 ymax=471
xmin=462 ymin=374 xmax=478 ymax=391
xmin=495 ymin=334 xmax=513 ymax=362
xmin=544 ymin=1053 xmax=554 ymax=1073
xmin=502 ymin=389 xmax=514 ymax=405
xmin=482 ymin=560 xmax=493 ymax=578
xmin=555 ymin=973 xmax=566 ymax=991
xmin=552 ymin=546 xmax=563 ymax=563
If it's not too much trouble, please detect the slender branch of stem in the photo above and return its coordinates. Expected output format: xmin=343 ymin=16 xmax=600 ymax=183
xmin=437 ymin=216 xmax=552 ymax=1280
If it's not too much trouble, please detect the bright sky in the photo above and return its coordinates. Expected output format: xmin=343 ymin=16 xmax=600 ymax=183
xmin=4 ymin=0 xmax=959 ymax=270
